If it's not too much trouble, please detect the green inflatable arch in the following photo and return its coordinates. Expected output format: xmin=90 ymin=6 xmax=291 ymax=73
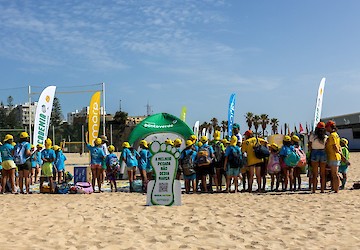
xmin=128 ymin=113 xmax=194 ymax=145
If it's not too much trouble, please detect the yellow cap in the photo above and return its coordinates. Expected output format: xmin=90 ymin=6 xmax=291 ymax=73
xmin=11 ymin=142 xmax=16 ymax=146
xmin=284 ymin=135 xmax=291 ymax=142
xmin=31 ymin=144 xmax=35 ymax=149
xmin=37 ymin=144 xmax=43 ymax=148
xmin=222 ymin=139 xmax=230 ymax=144
xmin=200 ymin=136 xmax=208 ymax=143
xmin=213 ymin=130 xmax=221 ymax=141
xmin=94 ymin=138 xmax=102 ymax=145
xmin=4 ymin=134 xmax=13 ymax=142
xmin=198 ymin=141 xmax=203 ymax=147
xmin=189 ymin=135 xmax=197 ymax=141
xmin=108 ymin=145 xmax=115 ymax=152
xmin=165 ymin=139 xmax=174 ymax=146
xmin=340 ymin=138 xmax=348 ymax=146
xmin=139 ymin=140 xmax=148 ymax=148
xmin=122 ymin=142 xmax=130 ymax=148
xmin=174 ymin=138 xmax=182 ymax=146
xmin=45 ymin=138 xmax=52 ymax=149
xmin=270 ymin=143 xmax=279 ymax=151
xmin=20 ymin=132 xmax=29 ymax=139
xmin=53 ymin=145 xmax=60 ymax=151
xmin=230 ymin=135 xmax=238 ymax=146
xmin=185 ymin=140 xmax=193 ymax=147
xmin=291 ymin=135 xmax=300 ymax=142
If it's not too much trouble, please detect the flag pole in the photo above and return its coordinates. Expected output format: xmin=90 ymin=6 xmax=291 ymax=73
xmin=28 ymin=85 xmax=32 ymax=144
xmin=102 ymin=82 xmax=106 ymax=136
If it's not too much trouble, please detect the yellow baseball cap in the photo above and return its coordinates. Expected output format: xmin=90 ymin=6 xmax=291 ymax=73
xmin=165 ymin=139 xmax=174 ymax=146
xmin=200 ymin=136 xmax=208 ymax=143
xmin=20 ymin=132 xmax=29 ymax=139
xmin=53 ymin=145 xmax=60 ymax=151
xmin=174 ymin=138 xmax=182 ymax=146
xmin=340 ymin=138 xmax=348 ymax=147
xmin=108 ymin=145 xmax=115 ymax=152
xmin=270 ymin=143 xmax=279 ymax=151
xmin=291 ymin=135 xmax=300 ymax=142
xmin=185 ymin=140 xmax=193 ymax=147
xmin=122 ymin=142 xmax=130 ymax=148
xmin=284 ymin=135 xmax=291 ymax=142
xmin=94 ymin=138 xmax=102 ymax=145
xmin=213 ymin=130 xmax=221 ymax=141
xmin=189 ymin=135 xmax=197 ymax=141
xmin=139 ymin=140 xmax=148 ymax=148
xmin=230 ymin=135 xmax=237 ymax=146
xmin=4 ymin=134 xmax=13 ymax=142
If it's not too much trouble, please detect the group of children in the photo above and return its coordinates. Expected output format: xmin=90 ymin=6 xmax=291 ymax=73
xmin=0 ymin=132 xmax=67 ymax=194
xmin=1 ymin=119 xmax=351 ymax=195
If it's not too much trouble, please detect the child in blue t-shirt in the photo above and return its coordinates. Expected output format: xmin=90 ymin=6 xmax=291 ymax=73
xmin=121 ymin=142 xmax=140 ymax=192
xmin=105 ymin=145 xmax=119 ymax=192
xmin=41 ymin=139 xmax=56 ymax=193
xmin=138 ymin=140 xmax=152 ymax=192
xmin=279 ymin=136 xmax=295 ymax=191
xmin=54 ymin=145 xmax=67 ymax=183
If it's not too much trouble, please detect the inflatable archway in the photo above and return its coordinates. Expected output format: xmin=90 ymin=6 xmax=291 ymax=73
xmin=128 ymin=113 xmax=194 ymax=149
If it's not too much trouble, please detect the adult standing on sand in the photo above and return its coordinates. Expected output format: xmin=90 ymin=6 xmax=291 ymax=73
xmin=309 ymin=122 xmax=328 ymax=193
xmin=100 ymin=135 xmax=109 ymax=184
xmin=242 ymin=130 xmax=266 ymax=192
xmin=86 ymin=133 xmax=105 ymax=192
xmin=325 ymin=120 xmax=344 ymax=193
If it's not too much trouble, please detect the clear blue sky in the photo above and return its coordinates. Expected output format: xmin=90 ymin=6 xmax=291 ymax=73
xmin=1 ymin=0 xmax=359 ymax=133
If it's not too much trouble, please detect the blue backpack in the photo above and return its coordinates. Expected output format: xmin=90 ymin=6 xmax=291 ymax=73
xmin=229 ymin=146 xmax=242 ymax=169
xmin=284 ymin=149 xmax=300 ymax=167
xmin=13 ymin=143 xmax=28 ymax=165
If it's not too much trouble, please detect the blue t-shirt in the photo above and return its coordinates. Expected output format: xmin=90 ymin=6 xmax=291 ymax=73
xmin=225 ymin=145 xmax=241 ymax=158
xmin=279 ymin=145 xmax=294 ymax=158
xmin=86 ymin=144 xmax=105 ymax=165
xmin=138 ymin=149 xmax=152 ymax=169
xmin=35 ymin=151 xmax=43 ymax=165
xmin=0 ymin=143 xmax=14 ymax=161
xmin=106 ymin=153 xmax=119 ymax=167
xmin=180 ymin=148 xmax=196 ymax=162
xmin=17 ymin=141 xmax=31 ymax=160
xmin=199 ymin=143 xmax=214 ymax=155
xmin=121 ymin=148 xmax=139 ymax=167
xmin=41 ymin=149 xmax=56 ymax=162
xmin=55 ymin=150 xmax=67 ymax=170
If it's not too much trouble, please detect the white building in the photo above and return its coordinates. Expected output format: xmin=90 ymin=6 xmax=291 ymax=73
xmin=16 ymin=102 xmax=38 ymax=126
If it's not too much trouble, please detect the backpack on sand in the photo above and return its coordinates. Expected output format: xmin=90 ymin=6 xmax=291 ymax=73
xmin=74 ymin=182 xmax=94 ymax=194
xmin=196 ymin=146 xmax=212 ymax=167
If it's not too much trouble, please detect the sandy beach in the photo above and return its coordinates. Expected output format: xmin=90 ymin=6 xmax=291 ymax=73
xmin=1 ymin=153 xmax=360 ymax=249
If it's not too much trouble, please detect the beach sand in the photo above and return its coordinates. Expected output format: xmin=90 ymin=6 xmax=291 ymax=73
xmin=0 ymin=153 xmax=360 ymax=249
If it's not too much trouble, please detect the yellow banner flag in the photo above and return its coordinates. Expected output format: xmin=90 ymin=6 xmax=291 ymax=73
xmin=180 ymin=106 xmax=187 ymax=122
xmin=88 ymin=91 xmax=101 ymax=145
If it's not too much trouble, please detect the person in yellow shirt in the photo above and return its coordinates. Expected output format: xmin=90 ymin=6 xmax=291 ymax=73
xmin=241 ymin=130 xmax=267 ymax=192
xmin=325 ymin=120 xmax=344 ymax=193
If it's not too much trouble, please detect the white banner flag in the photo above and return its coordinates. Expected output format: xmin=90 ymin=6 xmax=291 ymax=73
xmin=33 ymin=86 xmax=57 ymax=145
xmin=313 ymin=78 xmax=326 ymax=130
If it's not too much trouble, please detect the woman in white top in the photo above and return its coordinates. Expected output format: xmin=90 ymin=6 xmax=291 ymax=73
xmin=308 ymin=122 xmax=328 ymax=193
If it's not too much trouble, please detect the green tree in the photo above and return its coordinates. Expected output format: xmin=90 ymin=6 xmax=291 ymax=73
xmin=7 ymin=108 xmax=21 ymax=129
xmin=221 ymin=120 xmax=228 ymax=138
xmin=7 ymin=96 xmax=14 ymax=107
xmin=270 ymin=118 xmax=279 ymax=134
xmin=260 ymin=114 xmax=269 ymax=137
xmin=50 ymin=97 xmax=63 ymax=127
xmin=253 ymin=115 xmax=261 ymax=136
xmin=245 ymin=112 xmax=254 ymax=130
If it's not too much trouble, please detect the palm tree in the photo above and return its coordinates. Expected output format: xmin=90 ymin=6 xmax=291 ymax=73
xmin=270 ymin=118 xmax=279 ymax=134
xmin=210 ymin=117 xmax=218 ymax=130
xmin=221 ymin=120 xmax=228 ymax=138
xmin=253 ymin=115 xmax=261 ymax=136
xmin=260 ymin=114 xmax=269 ymax=137
xmin=245 ymin=112 xmax=254 ymax=130
xmin=199 ymin=122 xmax=209 ymax=136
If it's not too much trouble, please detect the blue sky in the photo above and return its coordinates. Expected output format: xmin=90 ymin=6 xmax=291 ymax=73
xmin=1 ymin=0 xmax=360 ymax=133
